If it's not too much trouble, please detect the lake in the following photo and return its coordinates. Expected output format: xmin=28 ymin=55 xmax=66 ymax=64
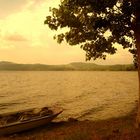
xmin=0 ymin=71 xmax=138 ymax=121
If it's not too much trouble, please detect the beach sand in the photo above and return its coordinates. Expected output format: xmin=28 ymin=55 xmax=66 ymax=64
xmin=0 ymin=108 xmax=140 ymax=140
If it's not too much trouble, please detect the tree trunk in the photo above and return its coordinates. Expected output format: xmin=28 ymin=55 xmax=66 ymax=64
xmin=134 ymin=0 xmax=140 ymax=128
xmin=135 ymin=30 xmax=140 ymax=128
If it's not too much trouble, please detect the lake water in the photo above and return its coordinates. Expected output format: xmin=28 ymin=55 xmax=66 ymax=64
xmin=0 ymin=71 xmax=138 ymax=121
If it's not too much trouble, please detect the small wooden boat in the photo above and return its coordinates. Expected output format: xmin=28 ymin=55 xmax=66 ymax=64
xmin=0 ymin=107 xmax=63 ymax=135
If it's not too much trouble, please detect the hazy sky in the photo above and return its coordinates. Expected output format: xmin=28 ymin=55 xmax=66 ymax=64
xmin=0 ymin=0 xmax=133 ymax=65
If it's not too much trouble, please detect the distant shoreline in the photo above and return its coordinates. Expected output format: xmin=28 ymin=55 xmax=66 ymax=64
xmin=0 ymin=61 xmax=136 ymax=71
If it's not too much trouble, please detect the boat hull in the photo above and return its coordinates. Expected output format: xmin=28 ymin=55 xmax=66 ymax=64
xmin=0 ymin=108 xmax=62 ymax=135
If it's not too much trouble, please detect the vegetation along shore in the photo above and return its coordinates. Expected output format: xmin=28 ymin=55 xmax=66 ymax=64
xmin=0 ymin=61 xmax=136 ymax=71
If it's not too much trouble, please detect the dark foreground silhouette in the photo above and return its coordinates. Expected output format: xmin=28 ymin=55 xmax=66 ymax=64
xmin=0 ymin=107 xmax=140 ymax=140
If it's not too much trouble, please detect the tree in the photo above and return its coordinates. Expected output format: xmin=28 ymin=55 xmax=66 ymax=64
xmin=44 ymin=0 xmax=140 ymax=127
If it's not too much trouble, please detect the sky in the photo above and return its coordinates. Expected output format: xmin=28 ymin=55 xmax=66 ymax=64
xmin=0 ymin=0 xmax=133 ymax=65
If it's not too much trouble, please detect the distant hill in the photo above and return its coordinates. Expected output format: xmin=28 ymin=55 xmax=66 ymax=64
xmin=0 ymin=61 xmax=136 ymax=71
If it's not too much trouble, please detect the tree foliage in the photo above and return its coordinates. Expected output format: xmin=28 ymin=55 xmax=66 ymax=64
xmin=44 ymin=0 xmax=136 ymax=62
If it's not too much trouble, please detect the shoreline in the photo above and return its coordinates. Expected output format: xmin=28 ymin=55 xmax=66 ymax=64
xmin=0 ymin=107 xmax=140 ymax=140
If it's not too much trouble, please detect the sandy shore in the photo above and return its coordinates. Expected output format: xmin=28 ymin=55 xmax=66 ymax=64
xmin=0 ymin=108 xmax=140 ymax=140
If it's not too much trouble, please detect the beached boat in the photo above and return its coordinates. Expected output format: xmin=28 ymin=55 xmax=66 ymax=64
xmin=0 ymin=107 xmax=63 ymax=135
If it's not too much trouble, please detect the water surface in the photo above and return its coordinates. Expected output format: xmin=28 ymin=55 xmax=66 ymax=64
xmin=0 ymin=71 xmax=138 ymax=121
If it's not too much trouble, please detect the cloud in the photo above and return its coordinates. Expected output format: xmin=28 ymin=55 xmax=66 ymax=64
xmin=0 ymin=0 xmax=28 ymax=18
xmin=25 ymin=0 xmax=45 ymax=10
xmin=4 ymin=33 xmax=28 ymax=42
